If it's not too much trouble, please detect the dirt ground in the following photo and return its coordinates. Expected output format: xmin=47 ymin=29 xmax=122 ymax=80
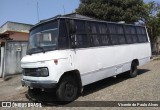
xmin=0 ymin=74 xmax=27 ymax=101
xmin=0 ymin=58 xmax=160 ymax=110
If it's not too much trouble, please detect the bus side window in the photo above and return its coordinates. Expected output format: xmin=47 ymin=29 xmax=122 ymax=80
xmin=75 ymin=20 xmax=86 ymax=34
xmin=117 ymin=25 xmax=125 ymax=44
xmin=108 ymin=24 xmax=118 ymax=45
xmin=88 ymin=22 xmax=97 ymax=34
xmin=124 ymin=25 xmax=138 ymax=44
xmin=92 ymin=35 xmax=100 ymax=46
xmin=58 ymin=19 xmax=69 ymax=49
xmin=108 ymin=24 xmax=126 ymax=45
xmin=98 ymin=23 xmax=108 ymax=34
xmin=87 ymin=21 xmax=101 ymax=47
xmin=125 ymin=35 xmax=133 ymax=44
xmin=73 ymin=35 xmax=88 ymax=48
xmin=118 ymin=35 xmax=126 ymax=44
xmin=110 ymin=35 xmax=119 ymax=45
xmin=98 ymin=23 xmax=110 ymax=46
xmin=74 ymin=20 xmax=89 ymax=48
xmin=100 ymin=35 xmax=110 ymax=46
xmin=136 ymin=27 xmax=148 ymax=43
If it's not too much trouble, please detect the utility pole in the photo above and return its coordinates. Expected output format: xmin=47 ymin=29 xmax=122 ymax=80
xmin=63 ymin=5 xmax=65 ymax=15
xmin=37 ymin=1 xmax=40 ymax=22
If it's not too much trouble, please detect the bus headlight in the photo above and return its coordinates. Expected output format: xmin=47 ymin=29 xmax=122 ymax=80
xmin=39 ymin=68 xmax=49 ymax=77
xmin=23 ymin=68 xmax=49 ymax=77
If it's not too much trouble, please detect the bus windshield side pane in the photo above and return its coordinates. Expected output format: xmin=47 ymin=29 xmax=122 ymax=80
xmin=28 ymin=20 xmax=58 ymax=54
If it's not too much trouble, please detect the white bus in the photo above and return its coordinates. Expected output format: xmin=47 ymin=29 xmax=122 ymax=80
xmin=21 ymin=15 xmax=151 ymax=101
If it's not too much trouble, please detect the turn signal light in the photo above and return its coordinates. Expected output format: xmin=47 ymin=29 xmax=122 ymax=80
xmin=54 ymin=59 xmax=58 ymax=65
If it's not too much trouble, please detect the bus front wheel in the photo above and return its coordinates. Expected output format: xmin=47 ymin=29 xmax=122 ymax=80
xmin=56 ymin=75 xmax=78 ymax=102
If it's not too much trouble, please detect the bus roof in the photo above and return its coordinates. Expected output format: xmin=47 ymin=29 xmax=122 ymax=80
xmin=30 ymin=13 xmax=145 ymax=31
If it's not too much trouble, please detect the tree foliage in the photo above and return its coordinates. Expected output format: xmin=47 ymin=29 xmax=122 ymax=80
xmin=76 ymin=0 xmax=160 ymax=44
xmin=76 ymin=0 xmax=146 ymax=23
xmin=144 ymin=2 xmax=160 ymax=42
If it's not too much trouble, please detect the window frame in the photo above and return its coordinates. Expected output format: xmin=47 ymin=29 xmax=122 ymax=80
xmin=58 ymin=19 xmax=70 ymax=50
xmin=64 ymin=18 xmax=148 ymax=49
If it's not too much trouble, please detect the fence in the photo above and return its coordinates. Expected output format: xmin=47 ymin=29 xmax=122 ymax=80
xmin=0 ymin=41 xmax=27 ymax=77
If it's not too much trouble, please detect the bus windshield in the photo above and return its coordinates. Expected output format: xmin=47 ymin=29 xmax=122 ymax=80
xmin=27 ymin=21 xmax=58 ymax=55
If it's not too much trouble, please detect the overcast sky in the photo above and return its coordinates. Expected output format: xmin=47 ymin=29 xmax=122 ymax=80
xmin=0 ymin=0 xmax=159 ymax=26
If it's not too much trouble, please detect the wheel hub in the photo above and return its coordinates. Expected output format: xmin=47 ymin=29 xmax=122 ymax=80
xmin=65 ymin=83 xmax=74 ymax=97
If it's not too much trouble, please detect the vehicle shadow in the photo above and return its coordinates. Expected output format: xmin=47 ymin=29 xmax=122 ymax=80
xmin=82 ymin=69 xmax=149 ymax=96
xmin=25 ymin=69 xmax=150 ymax=106
xmin=138 ymin=69 xmax=150 ymax=75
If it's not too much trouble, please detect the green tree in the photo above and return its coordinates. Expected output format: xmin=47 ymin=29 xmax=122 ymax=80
xmin=144 ymin=2 xmax=160 ymax=54
xmin=76 ymin=0 xmax=146 ymax=23
xmin=76 ymin=0 xmax=160 ymax=53
xmin=144 ymin=2 xmax=160 ymax=42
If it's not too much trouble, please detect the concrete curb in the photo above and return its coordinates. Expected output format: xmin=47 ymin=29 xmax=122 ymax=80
xmin=151 ymin=55 xmax=160 ymax=61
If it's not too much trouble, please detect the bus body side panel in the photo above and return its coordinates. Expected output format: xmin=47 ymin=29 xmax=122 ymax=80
xmin=72 ymin=43 xmax=151 ymax=86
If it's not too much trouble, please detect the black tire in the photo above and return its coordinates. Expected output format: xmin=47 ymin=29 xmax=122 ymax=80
xmin=129 ymin=62 xmax=138 ymax=78
xmin=56 ymin=75 xmax=78 ymax=102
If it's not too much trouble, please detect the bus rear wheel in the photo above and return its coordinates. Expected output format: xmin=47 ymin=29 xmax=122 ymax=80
xmin=129 ymin=62 xmax=138 ymax=78
xmin=56 ymin=75 xmax=78 ymax=102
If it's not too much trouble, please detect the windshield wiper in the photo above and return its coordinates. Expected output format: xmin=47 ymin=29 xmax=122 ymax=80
xmin=37 ymin=46 xmax=45 ymax=53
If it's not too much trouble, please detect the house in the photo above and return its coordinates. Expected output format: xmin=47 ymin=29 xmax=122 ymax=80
xmin=0 ymin=21 xmax=33 ymax=41
xmin=0 ymin=21 xmax=33 ymax=78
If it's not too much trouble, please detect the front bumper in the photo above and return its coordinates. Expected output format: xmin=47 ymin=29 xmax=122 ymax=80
xmin=21 ymin=79 xmax=57 ymax=88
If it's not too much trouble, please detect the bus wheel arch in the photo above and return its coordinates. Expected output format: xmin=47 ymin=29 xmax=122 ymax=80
xmin=56 ymin=70 xmax=82 ymax=101
xmin=132 ymin=59 xmax=139 ymax=66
